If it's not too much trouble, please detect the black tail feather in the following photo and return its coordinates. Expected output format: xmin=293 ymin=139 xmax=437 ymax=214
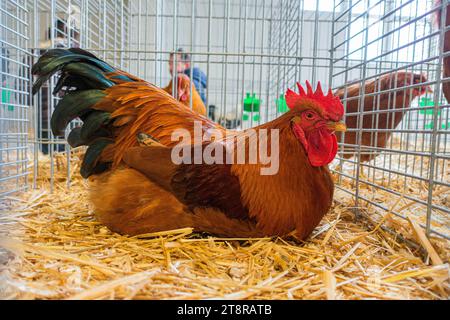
xmin=80 ymin=111 xmax=111 ymax=140
xmin=32 ymin=55 xmax=115 ymax=94
xmin=80 ymin=138 xmax=114 ymax=178
xmin=50 ymin=89 xmax=106 ymax=136
xmin=60 ymin=63 xmax=114 ymax=90
xmin=68 ymin=125 xmax=111 ymax=148
xmin=67 ymin=127 xmax=84 ymax=148
xmin=68 ymin=48 xmax=101 ymax=59
xmin=32 ymin=48 xmax=137 ymax=177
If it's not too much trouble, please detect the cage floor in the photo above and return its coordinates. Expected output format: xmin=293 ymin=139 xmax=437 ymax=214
xmin=0 ymin=153 xmax=449 ymax=300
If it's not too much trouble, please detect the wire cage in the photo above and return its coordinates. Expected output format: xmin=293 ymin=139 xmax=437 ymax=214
xmin=0 ymin=0 xmax=29 ymax=199
xmin=331 ymin=0 xmax=449 ymax=241
xmin=0 ymin=0 xmax=449 ymax=243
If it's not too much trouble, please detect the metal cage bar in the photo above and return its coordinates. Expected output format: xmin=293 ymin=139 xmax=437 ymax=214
xmin=0 ymin=0 xmax=30 ymax=201
xmin=332 ymin=0 xmax=449 ymax=239
xmin=0 ymin=0 xmax=448 ymax=241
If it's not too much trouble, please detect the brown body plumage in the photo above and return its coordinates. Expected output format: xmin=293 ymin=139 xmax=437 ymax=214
xmin=114 ymin=114 xmax=335 ymax=238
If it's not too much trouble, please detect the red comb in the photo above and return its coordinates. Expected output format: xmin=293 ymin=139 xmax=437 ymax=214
xmin=285 ymin=81 xmax=344 ymax=121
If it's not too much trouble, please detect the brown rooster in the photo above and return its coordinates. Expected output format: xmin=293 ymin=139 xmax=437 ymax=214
xmin=335 ymin=71 xmax=431 ymax=162
xmin=32 ymin=48 xmax=346 ymax=239
xmin=434 ymin=0 xmax=450 ymax=104
xmin=162 ymin=73 xmax=207 ymax=116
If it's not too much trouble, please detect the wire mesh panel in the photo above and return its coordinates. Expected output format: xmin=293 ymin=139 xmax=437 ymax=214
xmin=27 ymin=0 xmax=338 ymax=185
xmin=0 ymin=0 xmax=30 ymax=199
xmin=1 ymin=0 xmax=448 ymax=242
xmin=28 ymin=0 xmax=130 ymax=190
xmin=121 ymin=0 xmax=337 ymax=129
xmin=331 ymin=0 xmax=449 ymax=239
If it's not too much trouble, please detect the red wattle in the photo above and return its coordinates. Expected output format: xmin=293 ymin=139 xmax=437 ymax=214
xmin=327 ymin=134 xmax=338 ymax=164
xmin=307 ymin=128 xmax=337 ymax=167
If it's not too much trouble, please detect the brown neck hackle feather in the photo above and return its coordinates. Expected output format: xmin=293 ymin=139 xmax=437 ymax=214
xmin=92 ymin=81 xmax=224 ymax=168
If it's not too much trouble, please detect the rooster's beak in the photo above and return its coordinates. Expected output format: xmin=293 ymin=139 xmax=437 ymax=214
xmin=328 ymin=121 xmax=347 ymax=132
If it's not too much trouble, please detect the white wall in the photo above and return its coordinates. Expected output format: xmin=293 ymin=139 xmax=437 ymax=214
xmin=125 ymin=0 xmax=342 ymax=127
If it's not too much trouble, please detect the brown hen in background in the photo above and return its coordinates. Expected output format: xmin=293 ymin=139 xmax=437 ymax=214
xmin=335 ymin=71 xmax=431 ymax=162
xmin=162 ymin=73 xmax=207 ymax=116
xmin=434 ymin=0 xmax=450 ymax=104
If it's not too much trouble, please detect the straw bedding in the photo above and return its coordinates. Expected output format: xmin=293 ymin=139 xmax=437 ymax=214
xmin=0 ymin=150 xmax=448 ymax=300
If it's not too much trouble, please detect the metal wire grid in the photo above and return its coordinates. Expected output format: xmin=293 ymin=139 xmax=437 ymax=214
xmin=25 ymin=0 xmax=343 ymax=160
xmin=331 ymin=0 xmax=449 ymax=239
xmin=0 ymin=0 xmax=30 ymax=199
xmin=117 ymin=1 xmax=336 ymax=129
xmin=28 ymin=0 xmax=129 ymax=191
xmin=134 ymin=0 xmax=279 ymax=128
xmin=268 ymin=1 xmax=336 ymax=111
xmin=0 ymin=0 xmax=448 ymax=240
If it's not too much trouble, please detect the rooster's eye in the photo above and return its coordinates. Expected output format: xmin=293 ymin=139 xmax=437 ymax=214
xmin=304 ymin=111 xmax=315 ymax=120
